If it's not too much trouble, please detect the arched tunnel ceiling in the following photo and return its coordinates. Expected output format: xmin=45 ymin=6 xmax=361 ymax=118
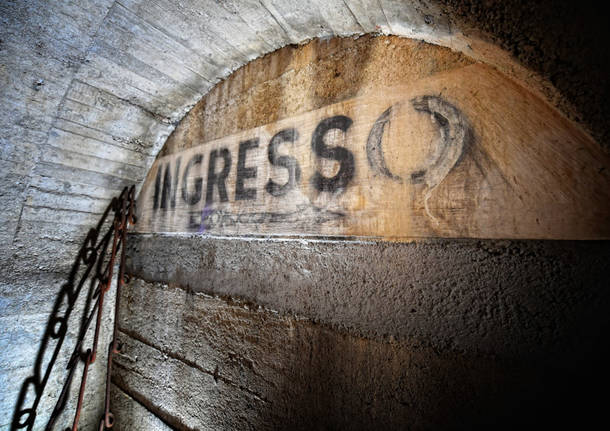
xmin=1 ymin=1 xmax=608 ymax=254
xmin=2 ymin=1 xmax=608 ymax=257
xmin=0 ymin=1 xmax=609 ymax=427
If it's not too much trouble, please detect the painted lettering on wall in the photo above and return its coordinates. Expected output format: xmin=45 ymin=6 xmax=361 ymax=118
xmin=140 ymin=94 xmax=469 ymax=235
xmin=135 ymin=65 xmax=610 ymax=239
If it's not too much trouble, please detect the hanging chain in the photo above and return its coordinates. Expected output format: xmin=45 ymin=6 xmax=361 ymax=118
xmin=11 ymin=185 xmax=137 ymax=431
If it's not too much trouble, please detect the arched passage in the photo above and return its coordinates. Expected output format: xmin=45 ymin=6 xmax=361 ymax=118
xmin=118 ymin=34 xmax=610 ymax=429
xmin=1 ymin=1 xmax=609 ymax=429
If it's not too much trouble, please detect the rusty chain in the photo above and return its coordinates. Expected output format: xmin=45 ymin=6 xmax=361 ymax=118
xmin=11 ymin=186 xmax=137 ymax=431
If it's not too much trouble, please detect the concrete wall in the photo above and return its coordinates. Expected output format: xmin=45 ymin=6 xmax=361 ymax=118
xmin=116 ymin=36 xmax=610 ymax=429
xmin=1 ymin=0 xmax=609 ymax=429
xmin=118 ymin=235 xmax=610 ymax=429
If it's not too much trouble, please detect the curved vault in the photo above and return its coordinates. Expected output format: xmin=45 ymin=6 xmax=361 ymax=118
xmin=140 ymin=36 xmax=609 ymax=240
xmin=1 ymin=1 xmax=609 ymax=429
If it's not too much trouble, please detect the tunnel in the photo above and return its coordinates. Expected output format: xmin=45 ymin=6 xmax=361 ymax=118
xmin=2 ymin=1 xmax=610 ymax=430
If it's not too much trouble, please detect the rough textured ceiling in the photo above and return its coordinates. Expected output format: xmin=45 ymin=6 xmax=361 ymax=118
xmin=1 ymin=0 xmax=608 ymax=428
xmin=2 ymin=0 xmax=607 ymax=265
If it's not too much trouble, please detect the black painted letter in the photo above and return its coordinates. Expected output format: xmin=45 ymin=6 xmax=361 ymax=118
xmin=235 ymin=139 xmax=258 ymax=201
xmin=154 ymin=158 xmax=181 ymax=210
xmin=266 ymin=129 xmax=301 ymax=197
xmin=153 ymin=165 xmax=162 ymax=210
xmin=206 ymin=148 xmax=232 ymax=205
xmin=311 ymin=116 xmax=355 ymax=192
xmin=181 ymin=153 xmax=204 ymax=205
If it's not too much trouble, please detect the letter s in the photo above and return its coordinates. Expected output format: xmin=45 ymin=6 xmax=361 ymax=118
xmin=310 ymin=115 xmax=355 ymax=193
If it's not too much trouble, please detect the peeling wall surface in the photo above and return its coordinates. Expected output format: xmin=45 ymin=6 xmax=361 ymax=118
xmin=1 ymin=1 xmax=609 ymax=430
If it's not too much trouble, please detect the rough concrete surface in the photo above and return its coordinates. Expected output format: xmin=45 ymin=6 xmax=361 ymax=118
xmin=114 ymin=279 xmax=523 ymax=430
xmin=2 ymin=0 xmax=609 ymax=429
xmin=119 ymin=237 xmax=610 ymax=429
xmin=110 ymin=383 xmax=172 ymax=431
xmin=126 ymin=235 xmax=610 ymax=359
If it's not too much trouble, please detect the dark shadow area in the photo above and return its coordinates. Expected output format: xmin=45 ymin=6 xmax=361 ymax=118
xmin=259 ymin=312 xmax=610 ymax=431
xmin=438 ymin=0 xmax=610 ymax=147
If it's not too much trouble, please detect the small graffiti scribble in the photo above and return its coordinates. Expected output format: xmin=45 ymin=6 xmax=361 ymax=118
xmin=199 ymin=205 xmax=214 ymax=233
